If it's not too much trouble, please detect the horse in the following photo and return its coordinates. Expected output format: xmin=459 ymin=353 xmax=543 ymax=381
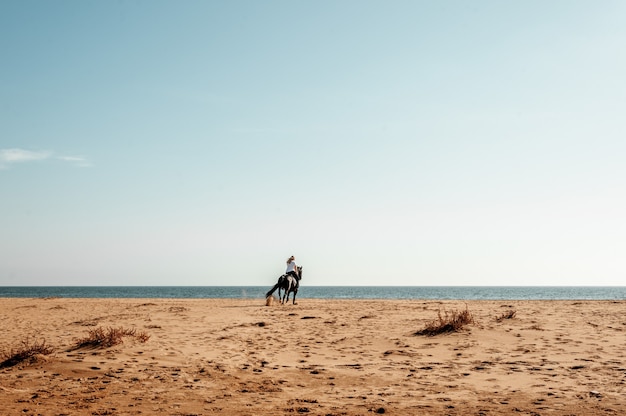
xmin=280 ymin=266 xmax=302 ymax=305
xmin=266 ymin=266 xmax=302 ymax=305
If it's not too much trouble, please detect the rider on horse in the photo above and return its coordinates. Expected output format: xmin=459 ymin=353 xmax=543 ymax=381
xmin=265 ymin=255 xmax=303 ymax=304
xmin=285 ymin=255 xmax=299 ymax=280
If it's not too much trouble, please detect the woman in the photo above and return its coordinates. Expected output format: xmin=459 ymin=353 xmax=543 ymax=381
xmin=285 ymin=255 xmax=299 ymax=279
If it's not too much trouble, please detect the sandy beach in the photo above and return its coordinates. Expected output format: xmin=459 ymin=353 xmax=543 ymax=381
xmin=1 ymin=297 xmax=625 ymax=415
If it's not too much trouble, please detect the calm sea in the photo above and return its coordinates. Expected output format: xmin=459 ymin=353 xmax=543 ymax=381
xmin=0 ymin=286 xmax=625 ymax=300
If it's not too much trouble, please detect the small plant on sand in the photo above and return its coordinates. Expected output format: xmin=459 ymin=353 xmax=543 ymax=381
xmin=135 ymin=330 xmax=151 ymax=343
xmin=414 ymin=307 xmax=475 ymax=336
xmin=0 ymin=338 xmax=54 ymax=368
xmin=495 ymin=309 xmax=517 ymax=322
xmin=72 ymin=326 xmax=150 ymax=350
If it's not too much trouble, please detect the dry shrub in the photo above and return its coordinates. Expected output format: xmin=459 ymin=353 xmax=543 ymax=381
xmin=72 ymin=326 xmax=149 ymax=350
xmin=415 ymin=307 xmax=475 ymax=336
xmin=0 ymin=338 xmax=54 ymax=368
xmin=495 ymin=309 xmax=517 ymax=322
xmin=135 ymin=331 xmax=151 ymax=343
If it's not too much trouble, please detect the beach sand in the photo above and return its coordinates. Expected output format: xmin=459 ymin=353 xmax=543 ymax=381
xmin=1 ymin=297 xmax=625 ymax=415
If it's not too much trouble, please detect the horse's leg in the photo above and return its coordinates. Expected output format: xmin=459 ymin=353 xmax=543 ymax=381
xmin=277 ymin=277 xmax=283 ymax=304
xmin=291 ymin=284 xmax=298 ymax=305
xmin=283 ymin=279 xmax=293 ymax=305
xmin=276 ymin=275 xmax=284 ymax=303
xmin=280 ymin=282 xmax=288 ymax=304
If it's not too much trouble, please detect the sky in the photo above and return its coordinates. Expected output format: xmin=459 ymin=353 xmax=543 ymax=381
xmin=1 ymin=1 xmax=625 ymax=287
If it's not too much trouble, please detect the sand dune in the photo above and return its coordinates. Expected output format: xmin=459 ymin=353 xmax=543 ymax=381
xmin=1 ymin=298 xmax=625 ymax=415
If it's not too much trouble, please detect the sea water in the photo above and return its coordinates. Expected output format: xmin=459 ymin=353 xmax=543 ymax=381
xmin=0 ymin=286 xmax=625 ymax=300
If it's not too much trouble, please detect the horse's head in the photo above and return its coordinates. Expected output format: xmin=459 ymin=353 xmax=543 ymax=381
xmin=297 ymin=266 xmax=303 ymax=280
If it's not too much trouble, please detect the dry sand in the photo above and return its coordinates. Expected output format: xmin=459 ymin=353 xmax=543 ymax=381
xmin=1 ymin=297 xmax=625 ymax=415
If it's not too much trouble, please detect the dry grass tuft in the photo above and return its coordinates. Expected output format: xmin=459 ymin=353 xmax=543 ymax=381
xmin=71 ymin=326 xmax=150 ymax=350
xmin=414 ymin=307 xmax=475 ymax=336
xmin=0 ymin=338 xmax=54 ymax=368
xmin=495 ymin=309 xmax=517 ymax=322
xmin=135 ymin=330 xmax=151 ymax=343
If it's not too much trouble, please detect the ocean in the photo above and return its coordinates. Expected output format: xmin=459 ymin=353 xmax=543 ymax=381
xmin=0 ymin=286 xmax=625 ymax=300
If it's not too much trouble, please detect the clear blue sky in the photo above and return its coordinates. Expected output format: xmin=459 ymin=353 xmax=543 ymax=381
xmin=2 ymin=1 xmax=625 ymax=286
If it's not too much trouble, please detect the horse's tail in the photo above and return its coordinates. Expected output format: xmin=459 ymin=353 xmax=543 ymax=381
xmin=265 ymin=282 xmax=280 ymax=298
xmin=266 ymin=275 xmax=285 ymax=298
